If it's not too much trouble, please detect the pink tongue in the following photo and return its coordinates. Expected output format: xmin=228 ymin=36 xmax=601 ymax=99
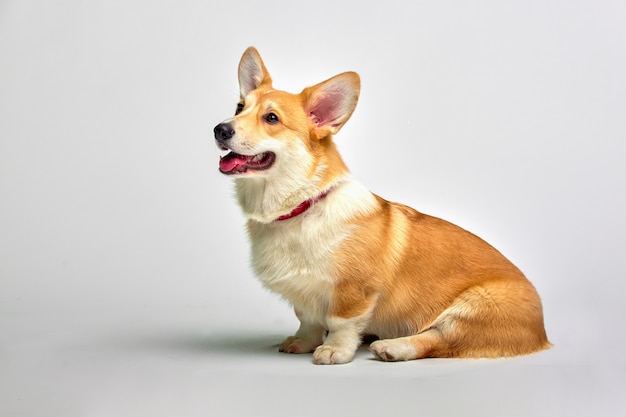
xmin=220 ymin=153 xmax=252 ymax=172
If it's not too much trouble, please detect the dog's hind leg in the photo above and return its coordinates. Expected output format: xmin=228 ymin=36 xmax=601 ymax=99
xmin=369 ymin=328 xmax=446 ymax=361
xmin=370 ymin=281 xmax=551 ymax=361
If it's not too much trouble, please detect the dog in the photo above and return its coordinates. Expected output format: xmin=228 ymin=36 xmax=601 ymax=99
xmin=214 ymin=47 xmax=550 ymax=364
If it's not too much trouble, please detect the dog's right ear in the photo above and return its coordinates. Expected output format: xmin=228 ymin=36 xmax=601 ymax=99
xmin=238 ymin=47 xmax=272 ymax=97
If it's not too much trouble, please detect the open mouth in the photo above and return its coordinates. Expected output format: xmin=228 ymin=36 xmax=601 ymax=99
xmin=219 ymin=150 xmax=276 ymax=175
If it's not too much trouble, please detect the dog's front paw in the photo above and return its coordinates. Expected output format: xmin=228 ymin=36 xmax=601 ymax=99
xmin=312 ymin=344 xmax=355 ymax=365
xmin=278 ymin=336 xmax=320 ymax=354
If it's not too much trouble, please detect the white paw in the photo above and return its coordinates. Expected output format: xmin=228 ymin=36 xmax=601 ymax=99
xmin=369 ymin=338 xmax=417 ymax=362
xmin=312 ymin=344 xmax=355 ymax=365
xmin=278 ymin=336 xmax=320 ymax=354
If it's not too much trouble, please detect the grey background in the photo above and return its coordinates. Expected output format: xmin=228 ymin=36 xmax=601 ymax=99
xmin=1 ymin=0 xmax=625 ymax=416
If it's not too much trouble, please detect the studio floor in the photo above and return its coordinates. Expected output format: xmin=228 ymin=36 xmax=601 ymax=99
xmin=2 ymin=299 xmax=624 ymax=417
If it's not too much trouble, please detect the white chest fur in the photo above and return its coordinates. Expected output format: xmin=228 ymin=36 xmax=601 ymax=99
xmin=247 ymin=181 xmax=377 ymax=325
xmin=249 ymin=210 xmax=348 ymax=324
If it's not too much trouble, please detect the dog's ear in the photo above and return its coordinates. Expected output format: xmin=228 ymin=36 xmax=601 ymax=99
xmin=303 ymin=72 xmax=360 ymax=139
xmin=238 ymin=47 xmax=272 ymax=97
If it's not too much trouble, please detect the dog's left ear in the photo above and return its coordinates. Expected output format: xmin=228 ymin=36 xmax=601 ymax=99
xmin=303 ymin=72 xmax=360 ymax=139
xmin=238 ymin=47 xmax=272 ymax=97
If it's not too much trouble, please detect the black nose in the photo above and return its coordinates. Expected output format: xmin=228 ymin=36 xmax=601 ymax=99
xmin=214 ymin=123 xmax=235 ymax=141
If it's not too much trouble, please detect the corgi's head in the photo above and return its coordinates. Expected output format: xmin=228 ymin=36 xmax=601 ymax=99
xmin=214 ymin=47 xmax=361 ymax=223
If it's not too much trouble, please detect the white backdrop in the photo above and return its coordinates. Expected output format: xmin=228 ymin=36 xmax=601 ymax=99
xmin=1 ymin=1 xmax=625 ymax=416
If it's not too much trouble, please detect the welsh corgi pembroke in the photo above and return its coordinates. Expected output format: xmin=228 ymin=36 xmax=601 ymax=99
xmin=214 ymin=47 xmax=550 ymax=364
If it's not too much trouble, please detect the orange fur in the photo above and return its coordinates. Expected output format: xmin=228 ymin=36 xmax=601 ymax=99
xmin=335 ymin=197 xmax=551 ymax=358
xmin=215 ymin=47 xmax=550 ymax=364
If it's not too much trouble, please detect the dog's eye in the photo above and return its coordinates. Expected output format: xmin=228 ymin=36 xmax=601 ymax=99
xmin=235 ymin=102 xmax=244 ymax=115
xmin=264 ymin=112 xmax=280 ymax=125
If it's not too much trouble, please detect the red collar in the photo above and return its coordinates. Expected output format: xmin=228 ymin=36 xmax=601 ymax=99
xmin=275 ymin=189 xmax=331 ymax=221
